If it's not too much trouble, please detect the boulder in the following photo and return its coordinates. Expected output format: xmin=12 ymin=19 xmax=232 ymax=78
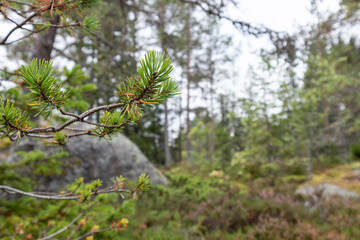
xmin=6 ymin=134 xmax=167 ymax=191
xmin=296 ymin=183 xmax=359 ymax=201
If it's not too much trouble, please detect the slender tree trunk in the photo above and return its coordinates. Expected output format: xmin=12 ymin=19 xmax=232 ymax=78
xmin=164 ymin=100 xmax=172 ymax=165
xmin=178 ymin=79 xmax=183 ymax=163
xmin=159 ymin=4 xmax=172 ymax=166
xmin=307 ymin=116 xmax=314 ymax=180
xmin=185 ymin=8 xmax=192 ymax=163
xmin=337 ymin=105 xmax=348 ymax=163
xmin=323 ymin=98 xmax=329 ymax=129
xmin=32 ymin=15 xmax=60 ymax=60
xmin=264 ymin=106 xmax=273 ymax=163
xmin=208 ymin=108 xmax=215 ymax=161
xmin=208 ymin=76 xmax=215 ymax=161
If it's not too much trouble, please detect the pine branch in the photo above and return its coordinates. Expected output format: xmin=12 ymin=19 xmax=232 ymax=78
xmin=0 ymin=0 xmax=96 ymax=45
xmin=1 ymin=50 xmax=179 ymax=142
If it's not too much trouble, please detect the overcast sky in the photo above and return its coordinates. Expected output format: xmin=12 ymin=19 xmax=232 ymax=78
xmin=214 ymin=0 xmax=341 ymax=98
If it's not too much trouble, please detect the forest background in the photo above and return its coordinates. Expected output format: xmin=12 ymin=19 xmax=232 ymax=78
xmin=2 ymin=0 xmax=360 ymax=239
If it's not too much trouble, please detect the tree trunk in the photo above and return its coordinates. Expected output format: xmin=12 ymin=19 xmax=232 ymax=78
xmin=185 ymin=8 xmax=192 ymax=163
xmin=159 ymin=4 xmax=172 ymax=166
xmin=307 ymin=116 xmax=314 ymax=180
xmin=208 ymin=73 xmax=215 ymax=161
xmin=164 ymin=100 xmax=172 ymax=165
xmin=32 ymin=15 xmax=60 ymax=60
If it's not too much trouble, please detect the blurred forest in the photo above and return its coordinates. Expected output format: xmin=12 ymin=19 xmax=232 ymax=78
xmin=2 ymin=0 xmax=360 ymax=239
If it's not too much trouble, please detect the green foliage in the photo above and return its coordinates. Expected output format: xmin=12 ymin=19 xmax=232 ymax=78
xmin=115 ymin=50 xmax=180 ymax=107
xmin=112 ymin=163 xmax=360 ymax=239
xmin=52 ymin=131 xmax=67 ymax=145
xmin=0 ymin=99 xmax=29 ymax=139
xmin=0 ymin=194 xmax=135 ymax=239
xmin=62 ymin=64 xmax=96 ymax=112
xmin=128 ymin=174 xmax=151 ymax=200
xmin=111 ymin=175 xmax=126 ymax=188
xmin=82 ymin=16 xmax=100 ymax=33
xmin=0 ymin=149 xmax=148 ymax=238
xmin=350 ymin=142 xmax=360 ymax=160
xmin=15 ymin=150 xmax=66 ymax=177
xmin=185 ymin=115 xmax=236 ymax=163
xmin=93 ymin=111 xmax=126 ymax=139
xmin=78 ymin=0 xmax=101 ymax=9
xmin=20 ymin=59 xmax=69 ymax=118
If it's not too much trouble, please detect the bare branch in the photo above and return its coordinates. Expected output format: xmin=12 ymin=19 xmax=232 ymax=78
xmin=39 ymin=212 xmax=84 ymax=240
xmin=0 ymin=0 xmax=81 ymax=45
xmin=73 ymin=227 xmax=113 ymax=240
xmin=3 ymin=27 xmax=46 ymax=46
xmin=0 ymin=12 xmax=38 ymax=45
xmin=31 ymin=22 xmax=82 ymax=28
xmin=0 ymin=185 xmax=131 ymax=201
xmin=26 ymin=103 xmax=124 ymax=134
xmin=181 ymin=0 xmax=285 ymax=38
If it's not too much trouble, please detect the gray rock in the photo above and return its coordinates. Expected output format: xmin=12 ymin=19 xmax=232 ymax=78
xmin=6 ymin=134 xmax=167 ymax=191
xmin=296 ymin=183 xmax=359 ymax=201
xmin=354 ymin=168 xmax=360 ymax=176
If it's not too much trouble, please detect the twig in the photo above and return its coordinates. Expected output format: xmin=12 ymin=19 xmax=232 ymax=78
xmin=0 ymin=185 xmax=130 ymax=200
xmin=73 ymin=227 xmax=113 ymax=240
xmin=180 ymin=0 xmax=284 ymax=38
xmin=0 ymin=12 xmax=38 ymax=45
xmin=30 ymin=22 xmax=82 ymax=28
xmin=8 ymin=0 xmax=37 ymax=8
xmin=39 ymin=203 xmax=95 ymax=240
xmin=26 ymin=103 xmax=125 ymax=134
xmin=39 ymin=213 xmax=83 ymax=240
xmin=0 ymin=0 xmax=81 ymax=45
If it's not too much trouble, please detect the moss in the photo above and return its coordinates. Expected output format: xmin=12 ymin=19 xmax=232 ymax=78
xmin=299 ymin=162 xmax=360 ymax=193
xmin=0 ymin=138 xmax=11 ymax=149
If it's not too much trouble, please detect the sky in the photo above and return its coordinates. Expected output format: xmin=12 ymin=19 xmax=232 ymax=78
xmin=218 ymin=0 xmax=341 ymax=97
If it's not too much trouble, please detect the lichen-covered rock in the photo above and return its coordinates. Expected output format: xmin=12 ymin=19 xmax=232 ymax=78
xmin=6 ymin=134 xmax=167 ymax=191
xmin=296 ymin=183 xmax=359 ymax=200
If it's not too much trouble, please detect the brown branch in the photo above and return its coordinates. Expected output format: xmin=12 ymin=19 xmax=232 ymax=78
xmin=2 ymin=27 xmax=46 ymax=46
xmin=81 ymin=119 xmax=128 ymax=129
xmin=4 ymin=15 xmax=33 ymax=32
xmin=0 ymin=0 xmax=80 ymax=45
xmin=0 ymin=12 xmax=38 ymax=45
xmin=26 ymin=130 xmax=96 ymax=139
xmin=26 ymin=103 xmax=124 ymax=134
